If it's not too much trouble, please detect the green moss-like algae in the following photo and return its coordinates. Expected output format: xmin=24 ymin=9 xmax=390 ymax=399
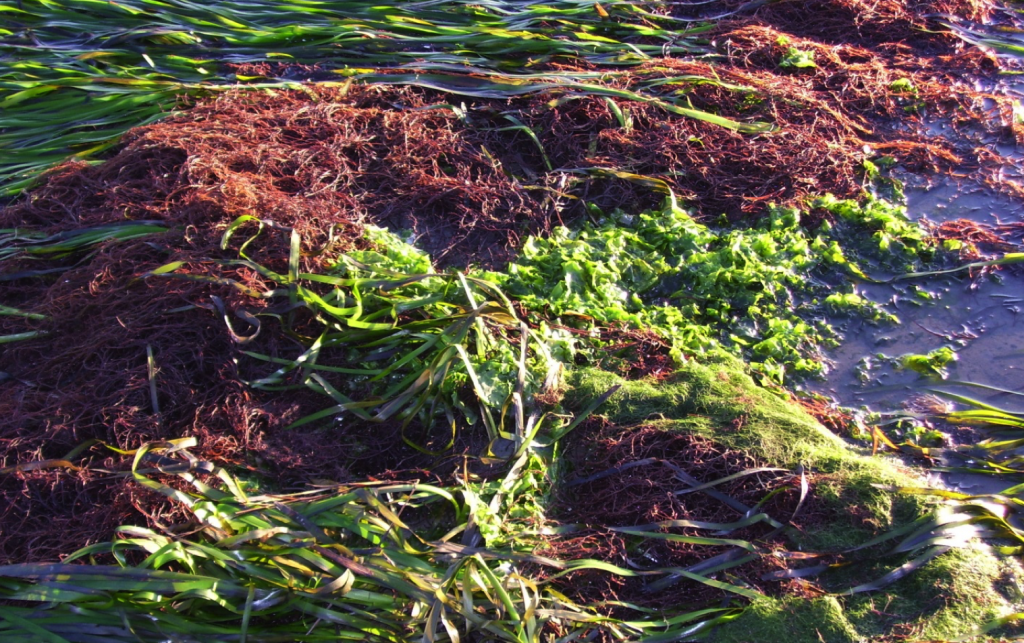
xmin=565 ymin=358 xmax=924 ymax=550
xmin=563 ymin=359 xmax=1020 ymax=641
xmin=715 ymin=596 xmax=859 ymax=643
xmin=718 ymin=546 xmax=1021 ymax=642
xmin=843 ymin=547 xmax=1020 ymax=641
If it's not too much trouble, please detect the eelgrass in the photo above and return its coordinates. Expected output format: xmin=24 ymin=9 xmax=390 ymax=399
xmin=856 ymin=482 xmax=1024 ymax=640
xmin=0 ymin=0 xmax=779 ymax=196
xmin=885 ymin=387 xmax=1024 ymax=477
xmin=839 ymin=384 xmax=1024 ymax=637
xmin=935 ymin=14 xmax=1024 ymax=57
xmin=0 ymin=221 xmax=168 ymax=263
xmin=147 ymin=220 xmax=573 ymax=453
xmin=0 ymin=441 xmax=757 ymax=642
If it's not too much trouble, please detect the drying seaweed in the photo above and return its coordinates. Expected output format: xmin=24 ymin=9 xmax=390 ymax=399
xmin=3 ymin=0 xmax=1024 ymax=640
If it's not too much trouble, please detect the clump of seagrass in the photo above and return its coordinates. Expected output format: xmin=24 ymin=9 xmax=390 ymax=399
xmin=0 ymin=434 xmax=754 ymax=642
xmin=146 ymin=217 xmax=573 ymax=457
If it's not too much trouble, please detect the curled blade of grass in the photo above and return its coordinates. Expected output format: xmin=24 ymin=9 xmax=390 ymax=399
xmin=841 ymin=513 xmax=935 ymax=553
xmin=556 ymin=555 xmax=764 ymax=599
xmin=664 ymin=569 xmax=762 ymax=600
xmin=608 ymin=529 xmax=758 ymax=551
xmin=364 ymin=73 xmax=772 ymax=133
xmin=208 ymin=295 xmax=262 ymax=344
xmin=142 ymin=261 xmax=267 ymax=299
xmin=560 ymin=167 xmax=673 ymax=194
xmin=496 ymin=113 xmax=552 ymax=171
xmin=836 ymin=482 xmax=1024 ymax=596
xmin=603 ymin=96 xmax=633 ymax=132
xmin=672 ymin=467 xmax=791 ymax=496
xmin=760 ymin=563 xmax=834 ymax=581
xmin=927 ymin=389 xmax=1024 ymax=418
xmin=0 ymin=459 xmax=80 ymax=475
xmin=538 ymin=383 xmax=621 ymax=445
xmin=912 ymin=388 xmax=1024 ymax=477
xmin=935 ymin=380 xmax=1024 ymax=400
xmin=611 ymin=514 xmax=775 ymax=534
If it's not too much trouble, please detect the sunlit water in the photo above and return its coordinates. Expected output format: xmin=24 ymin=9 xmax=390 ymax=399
xmin=807 ymin=176 xmax=1024 ymax=494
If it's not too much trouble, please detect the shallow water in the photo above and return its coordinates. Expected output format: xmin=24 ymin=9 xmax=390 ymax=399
xmin=906 ymin=177 xmax=1024 ymax=226
xmin=812 ymin=271 xmax=1024 ymax=412
xmin=813 ymin=146 xmax=1024 ymax=398
xmin=808 ymin=175 xmax=1024 ymax=492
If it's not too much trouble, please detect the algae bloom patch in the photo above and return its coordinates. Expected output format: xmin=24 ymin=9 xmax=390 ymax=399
xmin=486 ymin=195 xmax=943 ymax=384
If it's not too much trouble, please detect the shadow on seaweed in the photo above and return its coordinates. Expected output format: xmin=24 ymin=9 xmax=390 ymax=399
xmin=540 ymin=420 xmax=812 ymax=609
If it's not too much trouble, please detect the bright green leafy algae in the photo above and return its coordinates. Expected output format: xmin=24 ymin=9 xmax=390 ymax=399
xmin=814 ymin=194 xmax=935 ymax=272
xmin=855 ymin=346 xmax=959 ymax=384
xmin=897 ymin=346 xmax=958 ymax=378
xmin=779 ymin=47 xmax=818 ymax=71
xmin=485 ymin=195 xmax=939 ymax=384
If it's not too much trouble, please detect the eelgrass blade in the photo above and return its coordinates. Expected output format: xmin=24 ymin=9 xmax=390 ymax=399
xmin=843 ymin=546 xmax=950 ymax=594
xmin=0 ymin=223 xmax=168 ymax=263
xmin=953 ymin=612 xmax=1024 ymax=642
xmin=0 ymin=331 xmax=45 ymax=344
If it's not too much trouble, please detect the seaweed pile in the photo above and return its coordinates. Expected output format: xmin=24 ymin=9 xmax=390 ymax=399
xmin=3 ymin=0 xmax=1024 ymax=640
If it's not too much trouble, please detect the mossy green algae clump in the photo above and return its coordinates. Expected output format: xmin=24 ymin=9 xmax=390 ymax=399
xmin=720 ymin=547 xmax=1019 ymax=642
xmin=564 ymin=359 xmax=1022 ymax=641
xmin=565 ymin=358 xmax=925 ymax=548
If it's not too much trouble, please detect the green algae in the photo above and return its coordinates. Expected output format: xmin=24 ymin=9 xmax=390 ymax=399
xmin=487 ymin=195 xmax=941 ymax=385
xmin=563 ymin=358 xmax=926 ymax=546
xmin=842 ymin=547 xmax=1022 ymax=641
xmin=814 ymin=194 xmax=935 ymax=273
xmin=561 ymin=359 xmax=1021 ymax=641
xmin=715 ymin=596 xmax=859 ymax=643
xmin=718 ymin=552 xmax=1020 ymax=643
